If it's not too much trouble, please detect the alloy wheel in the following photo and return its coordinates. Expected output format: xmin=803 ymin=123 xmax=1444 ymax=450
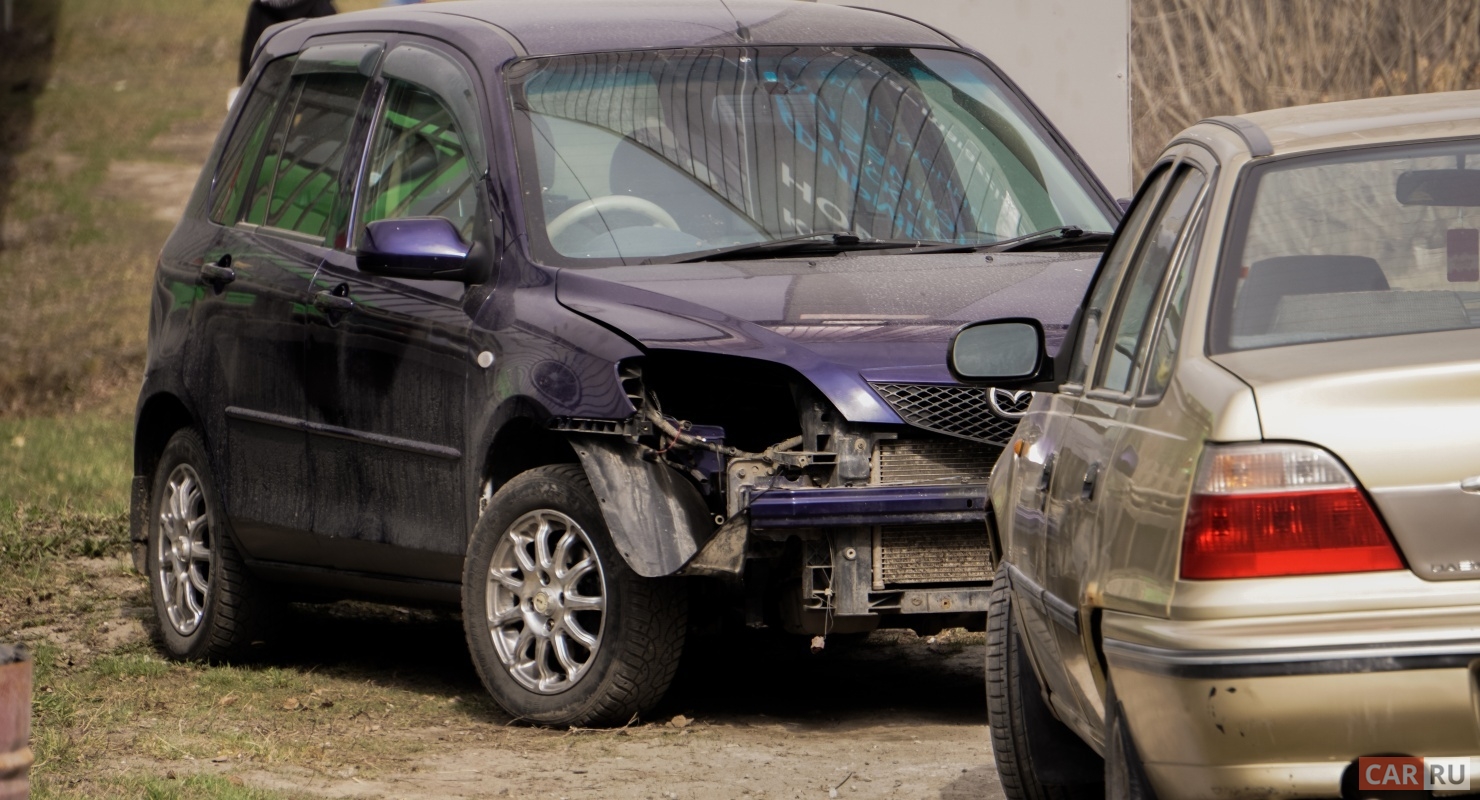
xmin=156 ymin=463 xmax=213 ymax=636
xmin=485 ymin=509 xmax=607 ymax=694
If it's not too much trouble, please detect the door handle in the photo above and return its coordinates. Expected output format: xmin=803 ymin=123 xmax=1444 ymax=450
xmin=1037 ymin=453 xmax=1055 ymax=511
xmin=313 ymin=288 xmax=355 ymax=313
xmin=199 ymin=257 xmax=235 ymax=287
xmin=1081 ymin=462 xmax=1101 ymax=502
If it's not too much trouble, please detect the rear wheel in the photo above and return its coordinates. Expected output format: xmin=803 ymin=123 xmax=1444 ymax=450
xmin=146 ymin=429 xmax=266 ymax=661
xmin=986 ymin=565 xmax=1103 ymax=800
xmin=462 ymin=465 xmax=686 ymax=727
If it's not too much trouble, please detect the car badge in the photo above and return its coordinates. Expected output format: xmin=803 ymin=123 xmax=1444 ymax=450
xmin=988 ymin=388 xmax=1032 ymax=420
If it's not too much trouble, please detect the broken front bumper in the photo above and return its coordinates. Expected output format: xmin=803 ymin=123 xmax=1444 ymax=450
xmin=745 ymin=484 xmax=986 ymax=528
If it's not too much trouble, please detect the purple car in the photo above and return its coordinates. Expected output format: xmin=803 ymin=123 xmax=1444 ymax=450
xmin=131 ymin=0 xmax=1118 ymax=726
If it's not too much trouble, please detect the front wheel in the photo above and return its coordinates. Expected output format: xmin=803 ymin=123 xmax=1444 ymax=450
xmin=462 ymin=464 xmax=686 ymax=727
xmin=985 ymin=564 xmax=1102 ymax=800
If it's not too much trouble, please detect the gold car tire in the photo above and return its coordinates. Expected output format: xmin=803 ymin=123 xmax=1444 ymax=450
xmin=146 ymin=428 xmax=268 ymax=662
xmin=985 ymin=564 xmax=1102 ymax=800
xmin=461 ymin=464 xmax=687 ymax=728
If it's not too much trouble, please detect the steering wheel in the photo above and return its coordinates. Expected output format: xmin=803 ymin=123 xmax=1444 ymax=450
xmin=546 ymin=195 xmax=680 ymax=241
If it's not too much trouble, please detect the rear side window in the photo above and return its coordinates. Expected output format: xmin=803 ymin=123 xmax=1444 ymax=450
xmin=210 ymin=58 xmax=294 ymax=224
xmin=244 ymin=72 xmax=369 ymax=240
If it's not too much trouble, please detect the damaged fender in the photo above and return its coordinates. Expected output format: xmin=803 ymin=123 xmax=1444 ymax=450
xmin=569 ymin=436 xmax=717 ymax=578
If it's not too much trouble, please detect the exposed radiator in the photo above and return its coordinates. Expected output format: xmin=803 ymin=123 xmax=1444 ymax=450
xmin=873 ymin=437 xmax=1000 ymax=485
xmin=874 ymin=524 xmax=993 ymax=586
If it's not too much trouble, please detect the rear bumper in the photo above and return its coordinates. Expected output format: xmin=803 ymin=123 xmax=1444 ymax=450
xmin=745 ymin=484 xmax=986 ymax=528
xmin=1103 ymin=608 xmax=1480 ymax=800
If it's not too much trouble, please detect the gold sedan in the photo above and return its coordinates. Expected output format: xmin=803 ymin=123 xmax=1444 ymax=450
xmin=951 ymin=93 xmax=1480 ymax=799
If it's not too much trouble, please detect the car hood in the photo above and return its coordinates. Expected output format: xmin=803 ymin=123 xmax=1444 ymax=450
xmin=556 ymin=251 xmax=1097 ymax=424
xmin=1212 ymin=328 xmax=1480 ymax=581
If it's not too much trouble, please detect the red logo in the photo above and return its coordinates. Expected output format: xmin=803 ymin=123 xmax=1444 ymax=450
xmin=1360 ymin=757 xmax=1424 ymax=791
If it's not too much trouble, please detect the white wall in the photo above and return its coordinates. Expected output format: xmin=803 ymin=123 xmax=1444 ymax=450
xmin=809 ymin=0 xmax=1132 ymax=198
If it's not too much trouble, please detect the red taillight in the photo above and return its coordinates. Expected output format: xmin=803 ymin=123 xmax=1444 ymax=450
xmin=1180 ymin=444 xmax=1404 ymax=580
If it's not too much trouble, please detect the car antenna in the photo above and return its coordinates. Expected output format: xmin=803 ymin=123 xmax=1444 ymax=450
xmin=715 ymin=0 xmax=751 ymax=42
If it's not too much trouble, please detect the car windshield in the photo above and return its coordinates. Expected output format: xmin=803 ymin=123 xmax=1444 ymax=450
xmin=505 ymin=46 xmax=1115 ymax=266
xmin=1213 ymin=140 xmax=1480 ymax=352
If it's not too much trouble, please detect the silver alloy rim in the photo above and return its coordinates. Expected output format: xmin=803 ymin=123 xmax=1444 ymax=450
xmin=156 ymin=464 xmax=213 ymax=636
xmin=485 ymin=509 xmax=607 ymax=694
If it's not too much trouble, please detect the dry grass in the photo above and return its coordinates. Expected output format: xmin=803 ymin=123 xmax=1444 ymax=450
xmin=1132 ymin=0 xmax=1480 ymax=174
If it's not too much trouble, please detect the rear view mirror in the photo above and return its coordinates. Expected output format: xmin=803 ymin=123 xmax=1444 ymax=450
xmin=359 ymin=218 xmax=474 ymax=282
xmin=948 ymin=319 xmax=1045 ymax=384
xmin=1396 ymin=169 xmax=1480 ymax=206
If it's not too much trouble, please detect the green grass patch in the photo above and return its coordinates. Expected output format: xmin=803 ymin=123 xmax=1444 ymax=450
xmin=35 ymin=772 xmax=300 ymax=800
xmin=0 ymin=401 xmax=132 ymax=516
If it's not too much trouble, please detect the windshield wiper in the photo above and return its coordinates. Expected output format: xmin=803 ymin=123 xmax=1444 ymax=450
xmin=982 ymin=225 xmax=1114 ymax=253
xmin=671 ymin=232 xmax=954 ymax=263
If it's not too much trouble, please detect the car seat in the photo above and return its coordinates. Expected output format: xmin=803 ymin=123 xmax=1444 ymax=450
xmin=1234 ymin=254 xmax=1390 ymax=336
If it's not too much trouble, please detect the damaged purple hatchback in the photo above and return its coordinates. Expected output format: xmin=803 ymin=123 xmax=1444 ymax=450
xmin=131 ymin=0 xmax=1118 ymax=726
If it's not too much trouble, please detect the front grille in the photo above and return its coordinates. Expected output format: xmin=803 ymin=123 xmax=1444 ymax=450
xmin=875 ymin=437 xmax=1000 ymax=485
xmin=876 ymin=524 xmax=992 ymax=586
xmin=870 ymin=383 xmax=1028 ymax=445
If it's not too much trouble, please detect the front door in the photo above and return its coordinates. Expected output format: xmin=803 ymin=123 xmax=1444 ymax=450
xmin=302 ymin=42 xmax=487 ymax=581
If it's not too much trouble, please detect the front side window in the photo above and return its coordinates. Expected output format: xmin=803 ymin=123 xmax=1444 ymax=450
xmin=244 ymin=72 xmax=369 ymax=240
xmin=1095 ymin=166 xmax=1205 ymax=394
xmin=360 ymin=81 xmax=479 ymax=241
xmin=1214 ymin=140 xmax=1480 ymax=352
xmin=1066 ymin=166 xmax=1173 ymax=387
xmin=507 ymin=47 xmax=1116 ymax=266
xmin=357 ymin=44 xmax=483 ymax=247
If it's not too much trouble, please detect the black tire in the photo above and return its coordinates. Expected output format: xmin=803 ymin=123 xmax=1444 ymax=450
xmin=986 ymin=565 xmax=1103 ymax=800
xmin=146 ymin=428 xmax=266 ymax=661
xmin=1105 ymin=680 xmax=1157 ymax=800
xmin=462 ymin=464 xmax=687 ymax=727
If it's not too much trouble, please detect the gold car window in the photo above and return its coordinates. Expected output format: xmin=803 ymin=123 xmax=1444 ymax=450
xmin=1215 ymin=140 xmax=1480 ymax=352
xmin=1096 ymin=166 xmax=1205 ymax=395
xmin=1067 ymin=165 xmax=1173 ymax=387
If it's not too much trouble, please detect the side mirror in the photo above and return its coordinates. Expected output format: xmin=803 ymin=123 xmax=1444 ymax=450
xmin=948 ymin=319 xmax=1046 ymax=386
xmin=358 ymin=218 xmax=474 ymax=281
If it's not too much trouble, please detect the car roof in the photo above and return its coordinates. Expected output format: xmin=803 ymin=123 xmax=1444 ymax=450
xmin=281 ymin=0 xmax=954 ymax=59
xmin=1189 ymin=90 xmax=1480 ymax=160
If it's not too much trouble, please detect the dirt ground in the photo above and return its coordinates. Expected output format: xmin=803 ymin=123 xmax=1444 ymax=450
xmin=235 ymin=620 xmax=1002 ymax=800
xmin=8 ymin=554 xmax=1003 ymax=799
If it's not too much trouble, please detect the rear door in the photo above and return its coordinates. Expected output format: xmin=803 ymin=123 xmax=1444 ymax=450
xmin=1044 ymin=154 xmax=1211 ymax=734
xmin=1005 ymin=164 xmax=1175 ymax=736
xmin=1036 ymin=160 xmax=1207 ymax=736
xmin=302 ymin=40 xmax=487 ymax=581
xmin=212 ymin=42 xmax=382 ymax=564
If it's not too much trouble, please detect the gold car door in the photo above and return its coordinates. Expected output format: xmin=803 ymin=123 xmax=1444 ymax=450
xmin=1043 ymin=159 xmax=1210 ymax=739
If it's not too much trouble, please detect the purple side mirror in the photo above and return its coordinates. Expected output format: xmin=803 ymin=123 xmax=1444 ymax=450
xmin=359 ymin=217 xmax=473 ymax=281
